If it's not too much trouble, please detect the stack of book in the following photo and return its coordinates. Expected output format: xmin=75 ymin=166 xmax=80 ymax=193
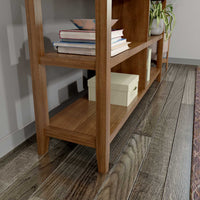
xmin=53 ymin=28 xmax=130 ymax=57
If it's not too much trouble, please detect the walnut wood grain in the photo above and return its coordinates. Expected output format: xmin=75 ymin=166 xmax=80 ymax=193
xmin=95 ymin=0 xmax=112 ymax=173
xmin=45 ymin=126 xmax=96 ymax=148
xmin=25 ymin=0 xmax=49 ymax=155
xmin=40 ymin=53 xmax=96 ymax=70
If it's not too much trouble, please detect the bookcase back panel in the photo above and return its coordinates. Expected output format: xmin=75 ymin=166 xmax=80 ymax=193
xmin=112 ymin=0 xmax=150 ymax=43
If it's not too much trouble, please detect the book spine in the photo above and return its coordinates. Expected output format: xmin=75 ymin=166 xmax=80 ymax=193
xmin=146 ymin=48 xmax=152 ymax=82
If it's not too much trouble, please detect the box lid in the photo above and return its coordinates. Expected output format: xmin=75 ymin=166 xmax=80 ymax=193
xmin=88 ymin=72 xmax=139 ymax=92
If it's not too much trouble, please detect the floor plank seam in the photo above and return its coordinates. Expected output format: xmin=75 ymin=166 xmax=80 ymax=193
xmin=127 ymin=137 xmax=152 ymax=200
xmin=161 ymin=67 xmax=189 ymax=200
xmin=27 ymin=145 xmax=82 ymax=199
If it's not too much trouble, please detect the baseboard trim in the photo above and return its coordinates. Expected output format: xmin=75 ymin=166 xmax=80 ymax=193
xmin=0 ymin=90 xmax=87 ymax=159
xmin=0 ymin=122 xmax=36 ymax=158
xmin=168 ymin=58 xmax=200 ymax=66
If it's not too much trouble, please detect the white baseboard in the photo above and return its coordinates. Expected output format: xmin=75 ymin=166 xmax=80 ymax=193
xmin=0 ymin=122 xmax=36 ymax=158
xmin=0 ymin=89 xmax=87 ymax=159
xmin=168 ymin=57 xmax=200 ymax=66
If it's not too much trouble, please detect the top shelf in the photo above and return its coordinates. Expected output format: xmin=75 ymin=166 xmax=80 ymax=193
xmin=39 ymin=35 xmax=163 ymax=70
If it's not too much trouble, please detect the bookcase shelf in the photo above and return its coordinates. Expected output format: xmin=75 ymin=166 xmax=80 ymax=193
xmin=40 ymin=52 xmax=96 ymax=70
xmin=44 ymin=67 xmax=160 ymax=148
xmin=25 ymin=0 xmax=166 ymax=173
xmin=111 ymin=35 xmax=163 ymax=68
xmin=40 ymin=35 xmax=163 ymax=70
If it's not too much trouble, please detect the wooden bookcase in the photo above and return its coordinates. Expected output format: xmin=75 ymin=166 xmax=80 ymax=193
xmin=25 ymin=0 xmax=166 ymax=173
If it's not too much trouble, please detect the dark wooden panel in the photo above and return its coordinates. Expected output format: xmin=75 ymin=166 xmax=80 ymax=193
xmin=164 ymin=64 xmax=179 ymax=82
xmin=129 ymin=65 xmax=188 ymax=199
xmin=0 ymin=140 xmax=76 ymax=200
xmin=191 ymin=67 xmax=200 ymax=200
xmin=182 ymin=68 xmax=196 ymax=105
xmin=0 ymin=137 xmax=38 ymax=194
xmin=162 ymin=104 xmax=194 ymax=200
xmin=134 ymin=81 xmax=172 ymax=137
xmin=28 ymin=146 xmax=96 ymax=200
xmin=129 ymin=172 xmax=164 ymax=200
xmin=141 ymin=66 xmax=187 ymax=176
xmin=132 ymin=64 xmax=179 ymax=137
xmin=95 ymin=135 xmax=151 ymax=200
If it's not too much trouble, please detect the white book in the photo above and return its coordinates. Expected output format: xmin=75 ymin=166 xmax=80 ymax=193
xmin=54 ymin=41 xmax=95 ymax=49
xmin=58 ymin=47 xmax=95 ymax=55
xmin=57 ymin=42 xmax=130 ymax=56
xmin=60 ymin=36 xmax=122 ymax=44
xmin=146 ymin=48 xmax=152 ymax=82
xmin=53 ymin=38 xmax=127 ymax=49
xmin=111 ymin=44 xmax=130 ymax=56
xmin=111 ymin=41 xmax=129 ymax=51
xmin=59 ymin=29 xmax=124 ymax=40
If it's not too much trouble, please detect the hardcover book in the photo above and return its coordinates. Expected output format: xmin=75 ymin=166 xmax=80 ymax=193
xmin=59 ymin=29 xmax=124 ymax=40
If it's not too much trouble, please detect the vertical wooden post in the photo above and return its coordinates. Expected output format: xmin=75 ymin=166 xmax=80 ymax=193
xmin=25 ymin=0 xmax=49 ymax=155
xmin=157 ymin=38 xmax=164 ymax=82
xmin=95 ymin=0 xmax=111 ymax=173
xmin=165 ymin=36 xmax=171 ymax=71
xmin=157 ymin=0 xmax=167 ymax=82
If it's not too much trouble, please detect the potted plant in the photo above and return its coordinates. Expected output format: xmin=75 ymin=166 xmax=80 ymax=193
xmin=149 ymin=2 xmax=176 ymax=39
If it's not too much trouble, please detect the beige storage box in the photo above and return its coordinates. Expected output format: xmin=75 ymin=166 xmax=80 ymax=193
xmin=88 ymin=72 xmax=139 ymax=107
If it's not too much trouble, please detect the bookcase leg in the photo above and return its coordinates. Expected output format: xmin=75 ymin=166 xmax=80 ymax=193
xmin=37 ymin=131 xmax=49 ymax=155
xmin=32 ymin=65 xmax=50 ymax=155
xmin=157 ymin=38 xmax=164 ymax=82
xmin=25 ymin=0 xmax=50 ymax=155
xmin=95 ymin=0 xmax=111 ymax=173
xmin=96 ymin=140 xmax=110 ymax=173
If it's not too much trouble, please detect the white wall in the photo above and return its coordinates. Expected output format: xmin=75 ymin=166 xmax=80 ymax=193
xmin=0 ymin=0 xmax=95 ymax=158
xmin=169 ymin=0 xmax=200 ymax=60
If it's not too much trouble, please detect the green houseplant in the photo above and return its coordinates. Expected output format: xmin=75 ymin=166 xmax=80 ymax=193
xmin=149 ymin=2 xmax=176 ymax=39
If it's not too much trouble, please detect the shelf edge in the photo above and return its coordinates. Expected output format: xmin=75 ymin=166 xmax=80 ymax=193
xmin=45 ymin=126 xmax=96 ymax=148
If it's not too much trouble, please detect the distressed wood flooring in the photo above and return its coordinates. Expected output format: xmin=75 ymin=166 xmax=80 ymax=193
xmin=0 ymin=64 xmax=196 ymax=200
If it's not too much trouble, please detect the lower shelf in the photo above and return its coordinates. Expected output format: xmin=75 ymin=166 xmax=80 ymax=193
xmin=45 ymin=67 xmax=160 ymax=148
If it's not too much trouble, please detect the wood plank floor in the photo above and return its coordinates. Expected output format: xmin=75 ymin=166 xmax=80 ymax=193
xmin=0 ymin=64 xmax=196 ymax=200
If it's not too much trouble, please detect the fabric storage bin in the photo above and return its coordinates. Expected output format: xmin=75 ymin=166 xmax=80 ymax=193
xmin=88 ymin=72 xmax=139 ymax=107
